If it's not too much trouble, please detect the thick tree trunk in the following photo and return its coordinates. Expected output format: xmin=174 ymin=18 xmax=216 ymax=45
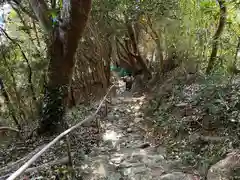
xmin=126 ymin=21 xmax=151 ymax=79
xmin=206 ymin=0 xmax=226 ymax=74
xmin=37 ymin=0 xmax=92 ymax=135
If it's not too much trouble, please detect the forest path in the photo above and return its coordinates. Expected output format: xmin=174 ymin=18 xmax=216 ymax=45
xmin=0 ymin=86 xmax=199 ymax=180
xmin=79 ymin=93 xmax=200 ymax=180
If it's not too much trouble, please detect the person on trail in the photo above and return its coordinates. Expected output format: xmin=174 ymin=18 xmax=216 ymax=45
xmin=110 ymin=65 xmax=132 ymax=77
xmin=110 ymin=64 xmax=134 ymax=91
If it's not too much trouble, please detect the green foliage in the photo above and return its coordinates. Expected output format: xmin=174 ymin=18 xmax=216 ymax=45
xmin=8 ymin=9 xmax=17 ymax=19
xmin=0 ymin=0 xmax=240 ymax=129
xmin=199 ymin=1 xmax=218 ymax=15
xmin=1 ymin=0 xmax=240 ymax=178
xmin=145 ymin=73 xmax=240 ymax=176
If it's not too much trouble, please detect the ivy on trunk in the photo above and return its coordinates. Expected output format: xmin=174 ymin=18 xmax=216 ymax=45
xmin=26 ymin=0 xmax=92 ymax=135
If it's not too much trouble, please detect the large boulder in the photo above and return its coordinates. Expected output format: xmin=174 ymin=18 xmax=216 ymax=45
xmin=159 ymin=172 xmax=200 ymax=180
xmin=207 ymin=150 xmax=240 ymax=180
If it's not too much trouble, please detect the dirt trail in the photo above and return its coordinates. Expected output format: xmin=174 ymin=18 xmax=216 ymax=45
xmin=0 ymin=85 xmax=200 ymax=180
xmin=78 ymin=93 xmax=200 ymax=180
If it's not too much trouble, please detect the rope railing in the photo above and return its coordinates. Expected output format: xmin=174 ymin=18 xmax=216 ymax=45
xmin=6 ymin=85 xmax=115 ymax=180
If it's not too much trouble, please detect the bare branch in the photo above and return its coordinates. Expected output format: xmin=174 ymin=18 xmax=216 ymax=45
xmin=0 ymin=126 xmax=20 ymax=133
xmin=0 ymin=77 xmax=21 ymax=129
xmin=11 ymin=0 xmax=37 ymax=20
xmin=29 ymin=0 xmax=52 ymax=33
xmin=0 ymin=27 xmax=37 ymax=103
xmin=51 ymin=0 xmax=56 ymax=9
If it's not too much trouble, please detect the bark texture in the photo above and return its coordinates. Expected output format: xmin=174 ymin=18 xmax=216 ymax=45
xmin=206 ymin=0 xmax=226 ymax=74
xmin=37 ymin=0 xmax=92 ymax=135
xmin=0 ymin=78 xmax=21 ymax=130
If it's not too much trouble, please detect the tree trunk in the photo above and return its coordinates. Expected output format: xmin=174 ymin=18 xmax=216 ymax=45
xmin=206 ymin=0 xmax=226 ymax=74
xmin=2 ymin=51 xmax=27 ymax=121
xmin=0 ymin=78 xmax=21 ymax=130
xmin=37 ymin=0 xmax=92 ymax=135
xmin=146 ymin=15 xmax=164 ymax=74
xmin=126 ymin=21 xmax=151 ymax=79
xmin=229 ymin=37 xmax=240 ymax=75
xmin=234 ymin=37 xmax=240 ymax=65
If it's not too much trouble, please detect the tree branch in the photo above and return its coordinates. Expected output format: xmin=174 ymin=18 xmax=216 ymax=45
xmin=63 ymin=0 xmax=92 ymax=60
xmin=0 ymin=27 xmax=37 ymax=103
xmin=0 ymin=126 xmax=20 ymax=133
xmin=0 ymin=77 xmax=21 ymax=130
xmin=206 ymin=0 xmax=226 ymax=74
xmin=29 ymin=0 xmax=52 ymax=33
xmin=11 ymin=0 xmax=38 ymax=20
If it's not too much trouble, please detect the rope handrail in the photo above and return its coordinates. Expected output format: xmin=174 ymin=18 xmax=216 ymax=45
xmin=7 ymin=85 xmax=115 ymax=180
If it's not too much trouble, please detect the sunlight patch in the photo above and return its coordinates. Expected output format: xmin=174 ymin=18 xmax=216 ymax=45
xmin=102 ymin=130 xmax=122 ymax=147
xmin=92 ymin=161 xmax=107 ymax=177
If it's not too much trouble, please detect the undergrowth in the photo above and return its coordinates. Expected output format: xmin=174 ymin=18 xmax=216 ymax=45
xmin=144 ymin=72 xmax=240 ymax=176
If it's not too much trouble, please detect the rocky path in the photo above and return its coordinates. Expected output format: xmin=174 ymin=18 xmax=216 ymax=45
xmin=1 ymin=82 xmax=239 ymax=180
xmin=2 ymin=88 xmax=237 ymax=180
xmin=78 ymin=94 xmax=200 ymax=180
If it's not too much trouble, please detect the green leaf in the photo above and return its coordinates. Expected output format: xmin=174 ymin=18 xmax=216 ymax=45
xmin=18 ymin=25 xmax=32 ymax=32
xmin=58 ymin=0 xmax=63 ymax=8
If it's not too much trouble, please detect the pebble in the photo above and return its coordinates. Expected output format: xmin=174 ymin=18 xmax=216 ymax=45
xmin=127 ymin=128 xmax=132 ymax=133
xmin=134 ymin=117 xmax=143 ymax=123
